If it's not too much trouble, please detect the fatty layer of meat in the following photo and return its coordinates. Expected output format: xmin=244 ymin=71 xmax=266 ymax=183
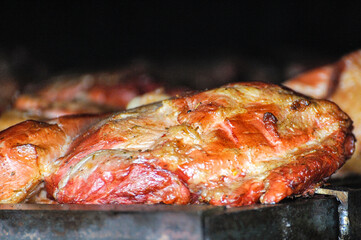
xmin=0 ymin=82 xmax=355 ymax=206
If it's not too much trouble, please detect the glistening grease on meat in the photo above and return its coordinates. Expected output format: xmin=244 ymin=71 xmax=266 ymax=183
xmin=0 ymin=82 xmax=355 ymax=206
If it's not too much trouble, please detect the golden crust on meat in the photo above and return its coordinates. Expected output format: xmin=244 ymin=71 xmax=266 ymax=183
xmin=0 ymin=82 xmax=355 ymax=205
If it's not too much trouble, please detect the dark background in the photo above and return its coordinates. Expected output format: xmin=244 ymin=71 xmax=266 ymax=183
xmin=0 ymin=1 xmax=361 ymax=85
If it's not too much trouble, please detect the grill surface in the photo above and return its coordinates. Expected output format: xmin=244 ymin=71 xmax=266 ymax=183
xmin=0 ymin=178 xmax=360 ymax=239
xmin=0 ymin=195 xmax=344 ymax=239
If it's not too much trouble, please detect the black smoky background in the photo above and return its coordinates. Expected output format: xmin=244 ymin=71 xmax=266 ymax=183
xmin=0 ymin=1 xmax=361 ymax=90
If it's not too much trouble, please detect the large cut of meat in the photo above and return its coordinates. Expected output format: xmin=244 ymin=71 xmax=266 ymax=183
xmin=0 ymin=67 xmax=175 ymax=131
xmin=15 ymin=68 xmax=161 ymax=115
xmin=284 ymin=50 xmax=361 ymax=174
xmin=0 ymin=82 xmax=355 ymax=206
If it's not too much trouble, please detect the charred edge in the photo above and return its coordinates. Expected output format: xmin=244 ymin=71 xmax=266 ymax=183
xmin=263 ymin=112 xmax=278 ymax=124
xmin=290 ymin=99 xmax=310 ymax=111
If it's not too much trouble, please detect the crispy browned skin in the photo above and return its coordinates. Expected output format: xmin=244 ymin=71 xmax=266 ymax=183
xmin=0 ymin=114 xmax=109 ymax=203
xmin=284 ymin=50 xmax=361 ymax=174
xmin=0 ymin=82 xmax=355 ymax=205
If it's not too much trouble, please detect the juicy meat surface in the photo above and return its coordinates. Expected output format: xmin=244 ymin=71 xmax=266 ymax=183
xmin=284 ymin=50 xmax=361 ymax=174
xmin=0 ymin=82 xmax=355 ymax=206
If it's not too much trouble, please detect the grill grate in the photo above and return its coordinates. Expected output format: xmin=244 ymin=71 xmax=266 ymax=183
xmin=0 ymin=178 xmax=360 ymax=240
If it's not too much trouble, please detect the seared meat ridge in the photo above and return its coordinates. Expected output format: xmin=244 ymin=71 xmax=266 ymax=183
xmin=0 ymin=82 xmax=355 ymax=205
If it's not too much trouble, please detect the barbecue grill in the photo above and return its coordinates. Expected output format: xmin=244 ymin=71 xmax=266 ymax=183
xmin=0 ymin=176 xmax=360 ymax=240
xmin=1 ymin=2 xmax=361 ymax=240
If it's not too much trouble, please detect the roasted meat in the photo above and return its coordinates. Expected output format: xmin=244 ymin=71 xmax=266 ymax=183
xmin=284 ymin=50 xmax=361 ymax=174
xmin=0 ymin=82 xmax=355 ymax=206
xmin=14 ymin=69 xmax=161 ymax=117
xmin=0 ymin=67 xmax=178 ymax=131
